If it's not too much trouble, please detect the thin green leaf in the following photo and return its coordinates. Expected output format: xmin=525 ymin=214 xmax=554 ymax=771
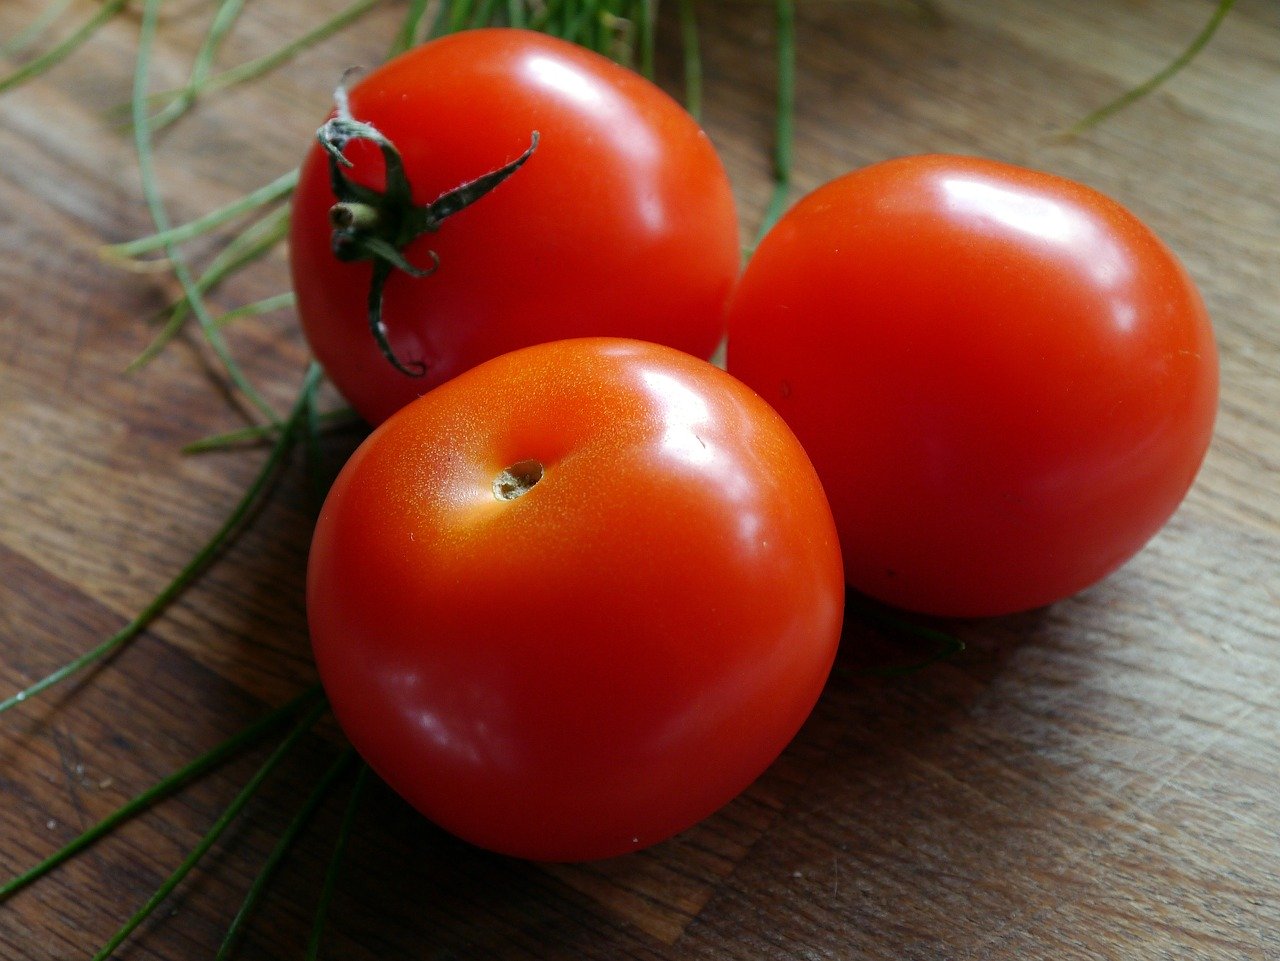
xmin=448 ymin=0 xmax=478 ymax=34
xmin=215 ymin=748 xmax=357 ymax=961
xmin=112 ymin=0 xmax=386 ymax=128
xmin=127 ymin=204 xmax=291 ymax=373
xmin=128 ymin=0 xmax=279 ymax=424
xmin=182 ymin=406 xmax=359 ymax=456
xmin=1069 ymin=0 xmax=1236 ymax=135
xmin=677 ymin=0 xmax=702 ymax=119
xmin=214 ymin=292 xmax=297 ymax=330
xmin=0 ymin=687 xmax=324 ymax=902
xmin=91 ymin=698 xmax=330 ymax=961
xmin=751 ymin=0 xmax=795 ymax=252
xmin=0 ymin=0 xmax=78 ymax=57
xmin=634 ymin=0 xmax=655 ymax=78
xmin=388 ymin=0 xmax=432 ymax=56
xmin=424 ymin=0 xmax=459 ymax=40
xmin=302 ymin=372 xmax=328 ymax=511
xmin=190 ymin=0 xmax=386 ymax=99
xmin=148 ymin=0 xmax=250 ymax=130
xmin=559 ymin=0 xmax=594 ymax=47
xmin=0 ymin=365 xmax=322 ymax=716
xmin=306 ymin=764 xmax=370 ymax=961
xmin=101 ymin=169 xmax=298 ymax=262
xmin=470 ymin=0 xmax=503 ymax=31
xmin=0 ymin=0 xmax=129 ymax=95
xmin=526 ymin=0 xmax=559 ymax=36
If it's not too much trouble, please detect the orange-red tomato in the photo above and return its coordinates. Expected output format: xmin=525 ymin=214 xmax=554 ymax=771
xmin=307 ymin=339 xmax=844 ymax=861
xmin=289 ymin=29 xmax=740 ymax=425
xmin=728 ymin=155 xmax=1218 ymax=617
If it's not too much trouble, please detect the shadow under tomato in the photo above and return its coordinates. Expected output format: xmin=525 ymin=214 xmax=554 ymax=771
xmin=704 ymin=582 xmax=1155 ymax=960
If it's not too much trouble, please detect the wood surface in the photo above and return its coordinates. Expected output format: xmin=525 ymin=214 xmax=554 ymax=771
xmin=1 ymin=1 xmax=1278 ymax=958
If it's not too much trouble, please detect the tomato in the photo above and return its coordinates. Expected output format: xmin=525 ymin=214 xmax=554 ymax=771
xmin=306 ymin=338 xmax=844 ymax=861
xmin=289 ymin=28 xmax=741 ymax=426
xmin=727 ymin=155 xmax=1218 ymax=617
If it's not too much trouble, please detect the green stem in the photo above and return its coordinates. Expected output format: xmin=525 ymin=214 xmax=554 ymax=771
xmin=752 ymin=0 xmax=795 ymax=251
xmin=148 ymin=0 xmax=250 ymax=130
xmin=91 ymin=698 xmax=330 ymax=961
xmin=0 ymin=365 xmax=322 ymax=717
xmin=113 ymin=0 xmax=387 ymax=126
xmin=424 ymin=0 xmax=458 ymax=40
xmin=561 ymin=0 xmax=595 ymax=47
xmin=101 ymin=169 xmax=298 ymax=261
xmin=127 ymin=203 xmax=291 ymax=374
xmin=215 ymin=748 xmax=357 ymax=961
xmin=182 ymin=406 xmax=358 ymax=456
xmin=388 ymin=0 xmax=432 ymax=56
xmin=196 ymin=0 xmax=386 ymax=97
xmin=0 ymin=0 xmax=78 ymax=57
xmin=677 ymin=0 xmax=702 ymax=119
xmin=307 ymin=764 xmax=371 ymax=961
xmin=0 ymin=687 xmax=324 ymax=902
xmin=470 ymin=0 xmax=503 ymax=30
xmin=213 ymin=292 xmax=297 ymax=331
xmin=1069 ymin=0 xmax=1237 ymax=135
xmin=448 ymin=0 xmax=478 ymax=34
xmin=0 ymin=0 xmax=130 ymax=95
xmin=129 ymin=0 xmax=279 ymax=425
xmin=302 ymin=372 xmax=328 ymax=511
xmin=635 ymin=0 xmax=655 ymax=79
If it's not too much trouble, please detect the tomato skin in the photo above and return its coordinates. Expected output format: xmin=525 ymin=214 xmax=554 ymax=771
xmin=728 ymin=155 xmax=1219 ymax=617
xmin=290 ymin=29 xmax=741 ymax=426
xmin=307 ymin=339 xmax=843 ymax=861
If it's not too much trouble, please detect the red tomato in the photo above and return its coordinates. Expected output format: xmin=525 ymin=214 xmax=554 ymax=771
xmin=728 ymin=155 xmax=1218 ymax=617
xmin=289 ymin=29 xmax=740 ymax=426
xmin=307 ymin=339 xmax=843 ymax=861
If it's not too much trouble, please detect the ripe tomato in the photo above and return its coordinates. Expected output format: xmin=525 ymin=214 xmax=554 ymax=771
xmin=728 ymin=155 xmax=1218 ymax=617
xmin=307 ymin=338 xmax=844 ymax=861
xmin=289 ymin=29 xmax=740 ymax=426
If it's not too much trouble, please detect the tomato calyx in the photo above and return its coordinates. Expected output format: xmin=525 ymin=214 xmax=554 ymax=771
xmin=317 ymin=83 xmax=539 ymax=377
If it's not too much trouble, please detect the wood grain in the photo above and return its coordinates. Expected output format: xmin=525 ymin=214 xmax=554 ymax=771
xmin=2 ymin=1 xmax=1278 ymax=959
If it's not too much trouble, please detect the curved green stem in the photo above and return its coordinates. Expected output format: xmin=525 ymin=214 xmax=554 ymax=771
xmin=216 ymin=747 xmax=357 ymax=961
xmin=1069 ymin=0 xmax=1237 ymax=135
xmin=0 ymin=0 xmax=129 ymax=95
xmin=634 ymin=0 xmax=656 ymax=78
xmin=91 ymin=698 xmax=330 ymax=961
xmin=128 ymin=0 xmax=279 ymax=424
xmin=307 ymin=763 xmax=371 ymax=961
xmin=101 ymin=169 xmax=298 ymax=262
xmin=0 ymin=365 xmax=321 ymax=717
xmin=183 ymin=404 xmax=357 ymax=456
xmin=752 ymin=0 xmax=795 ymax=252
xmin=0 ymin=687 xmax=323 ymax=902
xmin=388 ymin=0 xmax=432 ymax=56
xmin=677 ymin=0 xmax=703 ymax=120
xmin=148 ymin=0 xmax=250 ymax=130
xmin=213 ymin=292 xmax=297 ymax=331
xmin=504 ymin=0 xmax=527 ymax=29
xmin=127 ymin=204 xmax=292 ymax=373
xmin=1 ymin=0 xmax=77 ymax=58
xmin=187 ymin=0 xmax=385 ymax=99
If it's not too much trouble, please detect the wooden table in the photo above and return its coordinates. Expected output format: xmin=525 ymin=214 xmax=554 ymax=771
xmin=2 ymin=1 xmax=1277 ymax=958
